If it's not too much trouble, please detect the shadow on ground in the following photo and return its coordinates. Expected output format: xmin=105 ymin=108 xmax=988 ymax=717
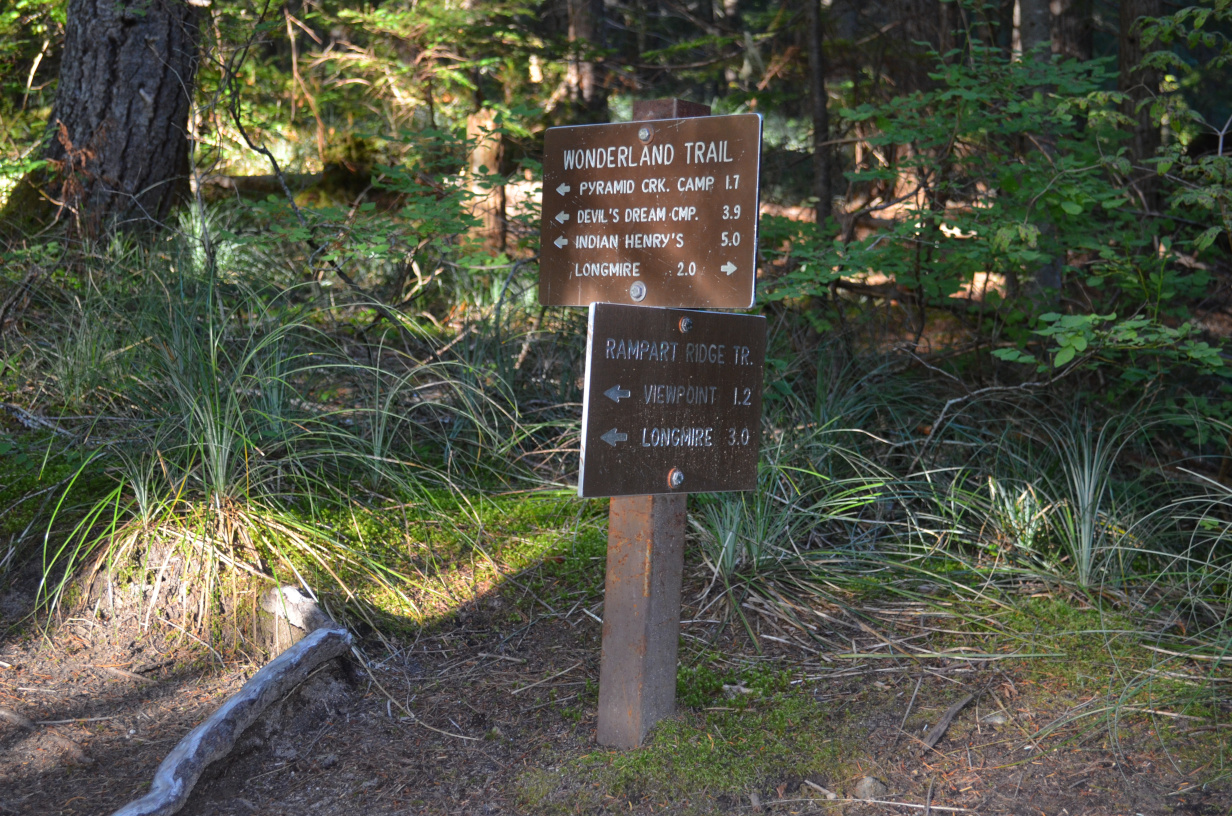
xmin=2 ymin=539 xmax=1230 ymax=816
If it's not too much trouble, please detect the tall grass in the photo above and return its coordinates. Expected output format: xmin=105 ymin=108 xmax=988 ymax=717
xmin=42 ymin=296 xmax=129 ymax=412
xmin=676 ymin=337 xmax=1231 ymax=757
xmin=1041 ymin=415 xmax=1141 ymax=588
xmin=19 ymin=228 xmax=524 ymax=637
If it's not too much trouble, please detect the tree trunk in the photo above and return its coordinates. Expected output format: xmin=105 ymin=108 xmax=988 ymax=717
xmin=1051 ymin=0 xmax=1093 ymax=61
xmin=805 ymin=0 xmax=830 ymax=225
xmin=1018 ymin=0 xmax=1051 ymax=57
xmin=567 ymin=0 xmax=607 ymax=120
xmin=1119 ymin=0 xmax=1162 ymax=209
xmin=994 ymin=0 xmax=1016 ymax=57
xmin=891 ymin=0 xmax=945 ymax=92
xmin=466 ymin=109 xmax=506 ymax=252
xmin=830 ymin=0 xmax=858 ymax=41
xmin=24 ymin=0 xmax=200 ymax=232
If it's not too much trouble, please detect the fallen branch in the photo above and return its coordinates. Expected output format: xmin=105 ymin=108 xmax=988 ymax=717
xmin=510 ymin=661 xmax=583 ymax=696
xmin=922 ymin=692 xmax=974 ymax=751
xmin=1 ymin=402 xmax=75 ymax=438
xmin=893 ymin=676 xmax=923 ymax=749
xmin=907 ymin=377 xmax=1076 ymax=472
xmin=770 ymin=797 xmax=972 ymax=813
xmin=110 ymin=626 xmax=352 ymax=816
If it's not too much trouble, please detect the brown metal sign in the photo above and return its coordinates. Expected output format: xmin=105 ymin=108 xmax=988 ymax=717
xmin=579 ymin=303 xmax=765 ymax=497
xmin=539 ymin=114 xmax=762 ymax=309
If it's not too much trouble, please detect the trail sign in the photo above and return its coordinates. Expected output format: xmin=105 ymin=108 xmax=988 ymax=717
xmin=539 ymin=114 xmax=762 ymax=308
xmin=579 ymin=303 xmax=765 ymax=498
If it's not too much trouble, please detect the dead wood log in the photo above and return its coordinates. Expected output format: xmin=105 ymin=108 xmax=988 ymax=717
xmin=257 ymin=584 xmax=336 ymax=652
xmin=109 ymin=626 xmax=352 ymax=816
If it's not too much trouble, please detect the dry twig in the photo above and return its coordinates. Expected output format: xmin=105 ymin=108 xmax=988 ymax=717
xmin=922 ymin=693 xmax=974 ymax=751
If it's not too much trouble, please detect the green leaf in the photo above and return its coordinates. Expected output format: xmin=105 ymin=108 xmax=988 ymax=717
xmin=1054 ymin=345 xmax=1077 ymax=367
xmin=1195 ymin=226 xmax=1223 ymax=253
xmin=1060 ymin=201 xmax=1083 ymax=215
xmin=992 ymin=348 xmax=1036 ymax=364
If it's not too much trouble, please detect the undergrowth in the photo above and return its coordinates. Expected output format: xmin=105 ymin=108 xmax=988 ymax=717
xmin=0 ymin=199 xmax=1230 ymax=784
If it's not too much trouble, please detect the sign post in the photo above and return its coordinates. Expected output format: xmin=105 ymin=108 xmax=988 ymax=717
xmin=537 ymin=100 xmax=765 ymax=749
xmin=597 ymin=491 xmax=687 ymax=747
xmin=586 ymin=303 xmax=765 ymax=747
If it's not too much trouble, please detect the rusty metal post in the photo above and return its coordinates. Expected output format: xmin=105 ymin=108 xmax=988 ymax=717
xmin=595 ymin=99 xmax=709 ymax=749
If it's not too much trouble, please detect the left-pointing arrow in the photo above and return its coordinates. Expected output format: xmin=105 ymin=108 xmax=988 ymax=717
xmin=555 ymin=211 xmax=570 ymax=223
xmin=556 ymin=183 xmax=571 ymax=195
xmin=604 ymin=384 xmax=631 ymax=403
xmin=554 ymin=236 xmax=568 ymax=248
xmin=600 ymin=428 xmax=628 ymax=447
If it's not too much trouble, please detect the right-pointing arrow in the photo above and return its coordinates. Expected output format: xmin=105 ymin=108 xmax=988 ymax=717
xmin=556 ymin=183 xmax=570 ymax=195
xmin=600 ymin=428 xmax=628 ymax=447
xmin=554 ymin=236 xmax=568 ymax=248
xmin=555 ymin=211 xmax=570 ymax=224
xmin=721 ymin=261 xmax=737 ymax=275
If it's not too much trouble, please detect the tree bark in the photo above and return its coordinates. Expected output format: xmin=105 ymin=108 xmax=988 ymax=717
xmin=1119 ymin=0 xmax=1162 ymax=208
xmin=1018 ymin=0 xmax=1052 ymax=57
xmin=29 ymin=0 xmax=200 ymax=232
xmin=1051 ymin=0 xmax=1093 ymax=61
xmin=829 ymin=0 xmax=858 ymax=41
xmin=805 ymin=0 xmax=830 ymax=225
xmin=994 ymin=0 xmax=1016 ymax=57
xmin=567 ymin=0 xmax=607 ymax=120
xmin=889 ymin=0 xmax=945 ymax=93
xmin=466 ymin=109 xmax=506 ymax=251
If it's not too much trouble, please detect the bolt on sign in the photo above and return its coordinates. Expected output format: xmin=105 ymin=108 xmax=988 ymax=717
xmin=538 ymin=114 xmax=763 ymax=309
xmin=579 ymin=303 xmax=766 ymax=498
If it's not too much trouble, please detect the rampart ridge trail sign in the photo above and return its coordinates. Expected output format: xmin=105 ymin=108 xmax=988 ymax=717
xmin=579 ymin=303 xmax=765 ymax=498
xmin=539 ymin=114 xmax=763 ymax=309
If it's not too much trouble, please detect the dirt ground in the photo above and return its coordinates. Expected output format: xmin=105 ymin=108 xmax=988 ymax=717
xmin=1 ymin=562 xmax=1229 ymax=816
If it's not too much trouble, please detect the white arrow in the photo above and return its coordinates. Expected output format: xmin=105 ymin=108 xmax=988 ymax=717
xmin=600 ymin=428 xmax=628 ymax=447
xmin=721 ymin=261 xmax=737 ymax=275
xmin=556 ymin=183 xmax=570 ymax=195
xmin=555 ymin=211 xmax=570 ymax=224
xmin=604 ymin=384 xmax=631 ymax=403
xmin=554 ymin=236 xmax=568 ymax=248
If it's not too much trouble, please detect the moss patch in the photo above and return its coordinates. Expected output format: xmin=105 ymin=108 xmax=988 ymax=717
xmin=517 ymin=691 xmax=859 ymax=814
xmin=286 ymin=490 xmax=608 ymax=629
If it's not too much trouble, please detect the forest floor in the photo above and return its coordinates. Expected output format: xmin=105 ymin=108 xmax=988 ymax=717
xmin=2 ymin=549 xmax=1230 ymax=816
